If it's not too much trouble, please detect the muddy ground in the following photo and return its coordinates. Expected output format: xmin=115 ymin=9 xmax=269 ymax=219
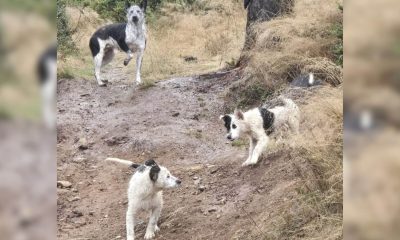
xmin=57 ymin=63 xmax=302 ymax=240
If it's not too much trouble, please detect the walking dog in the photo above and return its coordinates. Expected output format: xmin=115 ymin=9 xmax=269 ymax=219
xmin=220 ymin=97 xmax=300 ymax=166
xmin=106 ymin=158 xmax=181 ymax=240
xmin=89 ymin=1 xmax=147 ymax=86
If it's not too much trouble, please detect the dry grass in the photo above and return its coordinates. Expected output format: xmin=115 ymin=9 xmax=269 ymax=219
xmin=242 ymin=0 xmax=343 ymax=89
xmin=259 ymin=87 xmax=343 ymax=239
xmin=58 ymin=0 xmax=246 ymax=82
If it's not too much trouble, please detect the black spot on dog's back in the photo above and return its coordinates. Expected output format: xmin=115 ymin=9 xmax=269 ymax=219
xmin=145 ymin=159 xmax=157 ymax=167
xmin=90 ymin=23 xmax=130 ymax=56
xmin=222 ymin=115 xmax=232 ymax=132
xmin=259 ymin=108 xmax=275 ymax=135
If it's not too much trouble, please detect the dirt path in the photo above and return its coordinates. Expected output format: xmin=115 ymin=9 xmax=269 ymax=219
xmin=57 ymin=64 xmax=298 ymax=240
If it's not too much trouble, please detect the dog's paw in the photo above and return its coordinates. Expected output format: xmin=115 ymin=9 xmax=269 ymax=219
xmin=144 ymin=231 xmax=155 ymax=239
xmin=242 ymin=161 xmax=257 ymax=167
xmin=97 ymin=81 xmax=107 ymax=87
xmin=155 ymin=225 xmax=160 ymax=232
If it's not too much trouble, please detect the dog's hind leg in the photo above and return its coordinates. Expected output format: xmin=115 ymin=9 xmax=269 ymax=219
xmin=94 ymin=52 xmax=106 ymax=86
xmin=145 ymin=206 xmax=162 ymax=239
xmin=126 ymin=204 xmax=136 ymax=240
xmin=135 ymin=50 xmax=144 ymax=84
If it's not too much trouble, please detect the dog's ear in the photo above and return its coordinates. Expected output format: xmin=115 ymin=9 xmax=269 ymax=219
xmin=219 ymin=115 xmax=226 ymax=121
xmin=140 ymin=0 xmax=147 ymax=12
xmin=125 ymin=1 xmax=130 ymax=11
xmin=234 ymin=109 xmax=244 ymax=120
xmin=144 ymin=159 xmax=157 ymax=167
xmin=244 ymin=0 xmax=251 ymax=9
xmin=149 ymin=165 xmax=160 ymax=182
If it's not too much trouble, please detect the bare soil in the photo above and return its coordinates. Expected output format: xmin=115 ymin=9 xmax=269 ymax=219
xmin=57 ymin=64 xmax=301 ymax=240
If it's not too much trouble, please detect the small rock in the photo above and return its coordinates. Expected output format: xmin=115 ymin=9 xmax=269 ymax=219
xmin=89 ymin=211 xmax=95 ymax=216
xmin=172 ymin=112 xmax=180 ymax=117
xmin=57 ymin=181 xmax=72 ymax=188
xmin=78 ymin=138 xmax=89 ymax=150
xmin=209 ymin=167 xmax=219 ymax=174
xmin=198 ymin=185 xmax=206 ymax=192
xmin=192 ymin=176 xmax=199 ymax=180
xmin=69 ymin=197 xmax=81 ymax=202
xmin=72 ymin=210 xmax=83 ymax=217
xmin=208 ymin=207 xmax=218 ymax=213
xmin=115 ymin=236 xmax=122 ymax=239
xmin=194 ymin=179 xmax=201 ymax=185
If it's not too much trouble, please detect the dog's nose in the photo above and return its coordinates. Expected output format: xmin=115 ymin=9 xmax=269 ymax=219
xmin=176 ymin=179 xmax=182 ymax=185
xmin=132 ymin=16 xmax=139 ymax=22
xmin=227 ymin=135 xmax=232 ymax=140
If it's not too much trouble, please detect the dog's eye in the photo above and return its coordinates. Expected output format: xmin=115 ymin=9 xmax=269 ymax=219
xmin=232 ymin=124 xmax=237 ymax=129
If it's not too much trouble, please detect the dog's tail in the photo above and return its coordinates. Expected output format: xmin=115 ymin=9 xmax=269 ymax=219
xmin=105 ymin=158 xmax=140 ymax=169
xmin=279 ymin=96 xmax=298 ymax=110
xmin=308 ymin=73 xmax=314 ymax=86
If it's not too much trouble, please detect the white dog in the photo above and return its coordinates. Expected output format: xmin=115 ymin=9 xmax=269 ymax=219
xmin=220 ymin=97 xmax=300 ymax=166
xmin=106 ymin=158 xmax=181 ymax=240
xmin=89 ymin=1 xmax=147 ymax=86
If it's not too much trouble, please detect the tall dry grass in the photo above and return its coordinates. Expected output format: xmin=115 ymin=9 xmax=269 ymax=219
xmin=58 ymin=0 xmax=246 ymax=82
xmin=243 ymin=0 xmax=343 ymax=88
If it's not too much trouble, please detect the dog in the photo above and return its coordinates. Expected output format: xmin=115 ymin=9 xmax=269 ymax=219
xmin=89 ymin=0 xmax=147 ymax=86
xmin=220 ymin=97 xmax=300 ymax=166
xmin=37 ymin=44 xmax=57 ymax=129
xmin=106 ymin=158 xmax=181 ymax=240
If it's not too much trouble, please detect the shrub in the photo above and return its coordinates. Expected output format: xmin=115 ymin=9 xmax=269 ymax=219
xmin=57 ymin=0 xmax=76 ymax=54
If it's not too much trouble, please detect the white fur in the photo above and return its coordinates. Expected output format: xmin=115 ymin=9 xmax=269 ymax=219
xmin=221 ymin=97 xmax=300 ymax=166
xmin=106 ymin=158 xmax=181 ymax=240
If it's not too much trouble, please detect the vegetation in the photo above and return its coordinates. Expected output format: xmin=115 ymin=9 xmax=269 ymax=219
xmin=57 ymin=0 xmax=76 ymax=55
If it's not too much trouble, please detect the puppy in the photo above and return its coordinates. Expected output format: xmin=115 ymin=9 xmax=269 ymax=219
xmin=89 ymin=1 xmax=147 ymax=86
xmin=106 ymin=158 xmax=181 ymax=240
xmin=220 ymin=97 xmax=300 ymax=166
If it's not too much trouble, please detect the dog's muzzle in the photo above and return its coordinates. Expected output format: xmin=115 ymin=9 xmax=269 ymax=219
xmin=227 ymin=135 xmax=234 ymax=141
xmin=132 ymin=16 xmax=139 ymax=23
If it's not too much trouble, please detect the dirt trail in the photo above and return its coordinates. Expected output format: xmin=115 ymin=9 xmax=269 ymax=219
xmin=57 ymin=64 xmax=299 ymax=240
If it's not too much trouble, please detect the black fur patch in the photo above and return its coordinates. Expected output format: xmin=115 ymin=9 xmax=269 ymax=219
xmin=222 ymin=115 xmax=232 ymax=132
xmin=89 ymin=23 xmax=130 ymax=57
xmin=37 ymin=45 xmax=56 ymax=84
xmin=259 ymin=108 xmax=275 ymax=135
xmin=145 ymin=159 xmax=157 ymax=167
xmin=149 ymin=165 xmax=160 ymax=182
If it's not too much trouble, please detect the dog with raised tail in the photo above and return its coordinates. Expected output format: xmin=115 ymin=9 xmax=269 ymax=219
xmin=106 ymin=158 xmax=181 ymax=240
xmin=89 ymin=0 xmax=147 ymax=86
xmin=220 ymin=97 xmax=300 ymax=166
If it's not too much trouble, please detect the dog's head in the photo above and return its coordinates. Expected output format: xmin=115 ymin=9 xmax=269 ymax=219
xmin=125 ymin=0 xmax=147 ymax=24
xmin=145 ymin=160 xmax=181 ymax=189
xmin=220 ymin=109 xmax=245 ymax=141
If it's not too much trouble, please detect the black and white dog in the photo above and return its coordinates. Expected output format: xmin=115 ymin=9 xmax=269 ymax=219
xmin=89 ymin=1 xmax=147 ymax=86
xmin=106 ymin=158 xmax=181 ymax=240
xmin=37 ymin=44 xmax=57 ymax=129
xmin=220 ymin=97 xmax=300 ymax=166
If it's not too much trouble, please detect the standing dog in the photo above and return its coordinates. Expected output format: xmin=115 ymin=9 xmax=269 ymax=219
xmin=89 ymin=1 xmax=147 ymax=86
xmin=106 ymin=158 xmax=181 ymax=240
xmin=220 ymin=97 xmax=300 ymax=166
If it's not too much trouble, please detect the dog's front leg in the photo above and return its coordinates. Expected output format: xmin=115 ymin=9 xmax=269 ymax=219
xmin=245 ymin=135 xmax=269 ymax=166
xmin=126 ymin=204 xmax=136 ymax=240
xmin=135 ymin=50 xmax=144 ymax=84
xmin=144 ymin=206 xmax=162 ymax=239
xmin=124 ymin=51 xmax=134 ymax=66
xmin=243 ymin=137 xmax=256 ymax=165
